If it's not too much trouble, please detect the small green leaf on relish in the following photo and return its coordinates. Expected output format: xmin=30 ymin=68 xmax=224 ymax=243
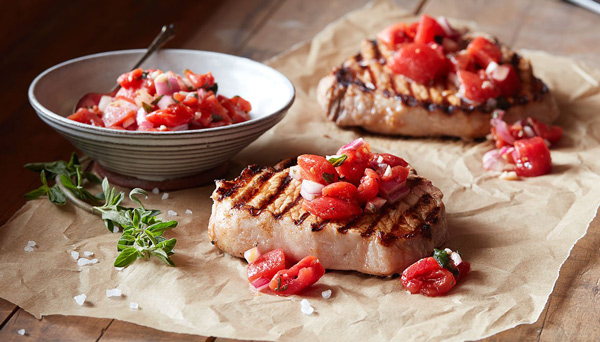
xmin=326 ymin=154 xmax=347 ymax=167
xmin=433 ymin=248 xmax=450 ymax=269
xmin=322 ymin=172 xmax=335 ymax=184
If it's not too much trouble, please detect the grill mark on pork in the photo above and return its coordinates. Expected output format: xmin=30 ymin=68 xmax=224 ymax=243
xmin=275 ymin=191 xmax=302 ymax=219
xmin=232 ymin=169 xmax=275 ymax=211
xmin=215 ymin=164 xmax=263 ymax=201
xmin=311 ymin=219 xmax=330 ymax=232
xmin=294 ymin=212 xmax=310 ymax=225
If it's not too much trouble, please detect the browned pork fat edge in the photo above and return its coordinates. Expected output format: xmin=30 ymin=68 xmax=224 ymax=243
xmin=208 ymin=159 xmax=448 ymax=276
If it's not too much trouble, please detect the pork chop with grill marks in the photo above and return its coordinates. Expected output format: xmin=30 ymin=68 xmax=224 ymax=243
xmin=208 ymin=159 xmax=448 ymax=276
xmin=317 ymin=32 xmax=559 ymax=139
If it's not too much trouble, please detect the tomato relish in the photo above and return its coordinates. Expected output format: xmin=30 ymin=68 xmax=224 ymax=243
xmin=68 ymin=68 xmax=251 ymax=131
xmin=245 ymin=248 xmax=325 ymax=296
xmin=401 ymin=248 xmax=470 ymax=297
xmin=483 ymin=110 xmax=563 ymax=178
xmin=378 ymin=15 xmax=520 ymax=105
xmin=290 ymin=138 xmax=411 ymax=220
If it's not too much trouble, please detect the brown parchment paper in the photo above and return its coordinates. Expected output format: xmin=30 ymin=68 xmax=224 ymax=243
xmin=2 ymin=1 xmax=600 ymax=341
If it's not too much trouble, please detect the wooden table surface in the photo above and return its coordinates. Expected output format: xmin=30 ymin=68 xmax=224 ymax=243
xmin=1 ymin=0 xmax=599 ymax=340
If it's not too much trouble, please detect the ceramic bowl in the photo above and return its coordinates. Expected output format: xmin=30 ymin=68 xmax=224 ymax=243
xmin=28 ymin=49 xmax=295 ymax=181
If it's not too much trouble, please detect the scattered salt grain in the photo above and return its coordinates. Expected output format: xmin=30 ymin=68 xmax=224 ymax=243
xmin=74 ymin=294 xmax=86 ymax=306
xmin=161 ymin=193 xmax=169 ymax=200
xmin=17 ymin=329 xmax=25 ymax=335
xmin=83 ymin=251 xmax=94 ymax=257
xmin=71 ymin=251 xmax=80 ymax=260
xmin=167 ymin=210 xmax=178 ymax=216
xmin=300 ymin=299 xmax=314 ymax=315
xmin=185 ymin=209 xmax=193 ymax=215
xmin=152 ymin=187 xmax=160 ymax=194
xmin=77 ymin=258 xmax=99 ymax=266
xmin=24 ymin=246 xmax=34 ymax=252
xmin=129 ymin=302 xmax=139 ymax=310
xmin=27 ymin=241 xmax=36 ymax=247
xmin=106 ymin=288 xmax=122 ymax=298
xmin=321 ymin=289 xmax=332 ymax=299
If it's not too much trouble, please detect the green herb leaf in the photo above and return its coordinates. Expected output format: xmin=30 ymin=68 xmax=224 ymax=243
xmin=326 ymin=154 xmax=347 ymax=167
xmin=114 ymin=247 xmax=140 ymax=267
xmin=141 ymin=102 xmax=153 ymax=113
xmin=48 ymin=185 xmax=67 ymax=205
xmin=433 ymin=248 xmax=450 ymax=269
xmin=151 ymin=95 xmax=164 ymax=105
xmin=211 ymin=114 xmax=223 ymax=122
xmin=204 ymin=83 xmax=218 ymax=94
xmin=322 ymin=172 xmax=335 ymax=184
xmin=24 ymin=186 xmax=49 ymax=200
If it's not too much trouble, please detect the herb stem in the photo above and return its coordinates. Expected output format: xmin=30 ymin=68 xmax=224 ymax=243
xmin=55 ymin=174 xmax=97 ymax=215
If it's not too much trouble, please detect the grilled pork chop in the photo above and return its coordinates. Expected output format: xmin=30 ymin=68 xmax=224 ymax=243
xmin=317 ymin=37 xmax=559 ymax=139
xmin=208 ymin=159 xmax=447 ymax=276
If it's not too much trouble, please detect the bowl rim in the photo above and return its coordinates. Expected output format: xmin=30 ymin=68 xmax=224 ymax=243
xmin=28 ymin=48 xmax=295 ymax=136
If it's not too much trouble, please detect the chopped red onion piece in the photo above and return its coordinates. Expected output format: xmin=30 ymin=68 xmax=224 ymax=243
xmin=167 ymin=76 xmax=181 ymax=93
xmin=288 ymin=165 xmax=301 ymax=180
xmin=300 ymin=180 xmax=324 ymax=201
xmin=386 ymin=186 xmax=410 ymax=204
xmin=483 ymin=150 xmax=508 ymax=171
xmin=437 ymin=16 xmax=458 ymax=37
xmin=250 ymin=277 xmax=270 ymax=289
xmin=365 ymin=197 xmax=387 ymax=213
xmin=379 ymin=179 xmax=406 ymax=199
xmin=337 ymin=138 xmax=366 ymax=154
xmin=154 ymin=74 xmax=170 ymax=96
xmin=491 ymin=117 xmax=515 ymax=145
xmin=157 ymin=95 xmax=175 ymax=110
xmin=98 ymin=95 xmax=113 ymax=112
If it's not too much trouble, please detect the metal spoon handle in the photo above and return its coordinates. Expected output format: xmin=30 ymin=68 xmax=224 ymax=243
xmin=109 ymin=24 xmax=176 ymax=92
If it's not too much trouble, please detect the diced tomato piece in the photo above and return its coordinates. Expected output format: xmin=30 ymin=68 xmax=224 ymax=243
xmin=298 ymin=154 xmax=339 ymax=185
xmin=67 ymin=107 xmax=104 ymax=127
xmin=449 ymin=50 xmax=475 ymax=72
xmin=114 ymin=87 xmax=137 ymax=104
xmin=184 ymin=69 xmax=215 ymax=89
xmin=102 ymin=100 xmax=137 ymax=127
xmin=302 ymin=196 xmax=362 ymax=220
xmin=218 ymin=95 xmax=250 ymax=124
xmin=247 ymin=249 xmax=286 ymax=283
xmin=117 ymin=68 xmax=145 ymax=89
xmin=527 ymin=117 xmax=563 ymax=145
xmin=335 ymin=150 xmax=370 ymax=185
xmin=230 ymin=95 xmax=252 ymax=113
xmin=377 ymin=22 xmax=408 ymax=50
xmin=389 ymin=43 xmax=448 ymax=85
xmin=406 ymin=22 xmax=419 ymax=39
xmin=269 ymin=256 xmax=325 ymax=296
xmin=357 ymin=168 xmax=380 ymax=203
xmin=513 ymin=137 xmax=552 ymax=177
xmin=172 ymin=92 xmax=186 ymax=103
xmin=457 ymin=70 xmax=500 ymax=104
xmin=199 ymin=94 xmax=232 ymax=125
xmin=322 ymin=181 xmax=359 ymax=202
xmin=489 ymin=64 xmax=521 ymax=97
xmin=414 ymin=15 xmax=445 ymax=44
xmin=145 ymin=103 xmax=194 ymax=127
xmin=466 ymin=36 xmax=502 ymax=68
xmin=380 ymin=165 xmax=410 ymax=182
xmin=370 ymin=153 xmax=409 ymax=168
xmin=401 ymin=257 xmax=456 ymax=297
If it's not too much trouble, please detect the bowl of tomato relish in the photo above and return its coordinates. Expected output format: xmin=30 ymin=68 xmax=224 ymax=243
xmin=28 ymin=49 xmax=295 ymax=182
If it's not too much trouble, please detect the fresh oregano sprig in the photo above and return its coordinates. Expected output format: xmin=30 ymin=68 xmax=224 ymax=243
xmin=24 ymin=153 xmax=101 ymax=205
xmin=93 ymin=178 xmax=178 ymax=267
xmin=24 ymin=154 xmax=178 ymax=268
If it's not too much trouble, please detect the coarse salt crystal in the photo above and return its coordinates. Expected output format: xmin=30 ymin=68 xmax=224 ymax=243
xmin=77 ymin=258 xmax=98 ymax=266
xmin=83 ymin=251 xmax=94 ymax=257
xmin=106 ymin=288 xmax=122 ymax=298
xmin=17 ymin=329 xmax=25 ymax=335
xmin=27 ymin=241 xmax=36 ymax=247
xmin=185 ymin=209 xmax=193 ymax=214
xmin=74 ymin=294 xmax=86 ymax=306
xmin=152 ymin=187 xmax=160 ymax=194
xmin=24 ymin=246 xmax=34 ymax=252
xmin=168 ymin=210 xmax=178 ymax=216
xmin=161 ymin=193 xmax=169 ymax=200
xmin=71 ymin=251 xmax=80 ymax=260
xmin=300 ymin=299 xmax=314 ymax=315
xmin=321 ymin=289 xmax=332 ymax=299
xmin=129 ymin=302 xmax=139 ymax=310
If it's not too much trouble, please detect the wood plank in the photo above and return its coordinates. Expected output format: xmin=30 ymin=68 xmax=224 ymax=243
xmin=239 ymin=0 xmax=422 ymax=61
xmin=512 ymin=0 xmax=600 ymax=68
xmin=0 ymin=299 xmax=17 ymax=327
xmin=0 ymin=309 xmax=111 ymax=341
xmin=100 ymin=320 xmax=210 ymax=342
